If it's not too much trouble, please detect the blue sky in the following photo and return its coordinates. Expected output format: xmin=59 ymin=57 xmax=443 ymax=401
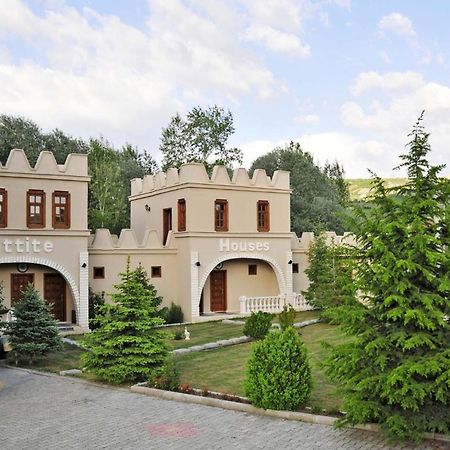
xmin=0 ymin=0 xmax=449 ymax=177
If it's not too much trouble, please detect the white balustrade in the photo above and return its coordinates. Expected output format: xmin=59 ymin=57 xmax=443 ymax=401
xmin=239 ymin=293 xmax=313 ymax=314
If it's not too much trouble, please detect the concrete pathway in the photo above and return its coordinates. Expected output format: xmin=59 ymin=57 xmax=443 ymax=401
xmin=0 ymin=366 xmax=445 ymax=450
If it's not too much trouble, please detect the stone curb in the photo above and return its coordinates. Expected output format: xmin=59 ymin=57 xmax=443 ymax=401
xmin=62 ymin=337 xmax=83 ymax=347
xmin=130 ymin=384 xmax=336 ymax=426
xmin=172 ymin=319 xmax=322 ymax=355
xmin=172 ymin=336 xmax=251 ymax=354
xmin=130 ymin=384 xmax=450 ymax=444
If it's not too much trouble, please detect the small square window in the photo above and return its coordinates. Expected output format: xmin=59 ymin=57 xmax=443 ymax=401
xmin=151 ymin=266 xmax=162 ymax=278
xmin=248 ymin=264 xmax=257 ymax=275
xmin=292 ymin=263 xmax=299 ymax=274
xmin=93 ymin=267 xmax=105 ymax=279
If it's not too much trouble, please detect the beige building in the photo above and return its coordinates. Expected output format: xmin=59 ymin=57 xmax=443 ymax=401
xmin=1 ymin=150 xmax=349 ymax=329
xmin=0 ymin=149 xmax=90 ymax=329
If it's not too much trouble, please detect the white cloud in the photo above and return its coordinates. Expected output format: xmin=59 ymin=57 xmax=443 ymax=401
xmin=245 ymin=25 xmax=311 ymax=58
xmin=379 ymin=50 xmax=391 ymax=64
xmin=295 ymin=114 xmax=320 ymax=124
xmin=349 ymin=71 xmax=424 ymax=96
xmin=240 ymin=132 xmax=401 ymax=178
xmin=378 ymin=12 xmax=416 ymax=38
xmin=0 ymin=0 xmax=282 ymax=148
xmin=341 ymin=71 xmax=450 ymax=174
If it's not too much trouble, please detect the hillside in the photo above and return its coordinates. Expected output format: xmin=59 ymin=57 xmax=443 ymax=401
xmin=347 ymin=178 xmax=407 ymax=200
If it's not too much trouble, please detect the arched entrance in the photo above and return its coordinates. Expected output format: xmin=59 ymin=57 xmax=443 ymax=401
xmin=197 ymin=253 xmax=287 ymax=315
xmin=0 ymin=256 xmax=81 ymax=324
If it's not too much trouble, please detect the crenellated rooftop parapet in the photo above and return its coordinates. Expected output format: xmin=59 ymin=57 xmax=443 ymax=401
xmin=0 ymin=149 xmax=88 ymax=177
xmin=130 ymin=163 xmax=290 ymax=196
xmin=293 ymin=231 xmax=356 ymax=251
xmin=89 ymin=228 xmax=176 ymax=250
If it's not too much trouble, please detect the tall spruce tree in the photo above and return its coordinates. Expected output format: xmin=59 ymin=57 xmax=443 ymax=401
xmin=3 ymin=284 xmax=62 ymax=364
xmin=82 ymin=261 xmax=169 ymax=383
xmin=324 ymin=114 xmax=450 ymax=442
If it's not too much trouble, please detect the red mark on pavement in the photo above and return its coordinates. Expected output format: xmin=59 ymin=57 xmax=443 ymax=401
xmin=147 ymin=422 xmax=200 ymax=438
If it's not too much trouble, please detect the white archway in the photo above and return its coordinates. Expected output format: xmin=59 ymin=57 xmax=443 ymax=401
xmin=0 ymin=255 xmax=81 ymax=323
xmin=197 ymin=252 xmax=287 ymax=313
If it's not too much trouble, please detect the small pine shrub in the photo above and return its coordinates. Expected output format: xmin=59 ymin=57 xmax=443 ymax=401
xmin=82 ymin=260 xmax=169 ymax=384
xmin=167 ymin=302 xmax=184 ymax=324
xmin=4 ymin=284 xmax=62 ymax=364
xmin=278 ymin=304 xmax=296 ymax=331
xmin=243 ymin=311 xmax=273 ymax=339
xmin=245 ymin=327 xmax=312 ymax=411
xmin=0 ymin=281 xmax=8 ymax=315
xmin=151 ymin=358 xmax=180 ymax=391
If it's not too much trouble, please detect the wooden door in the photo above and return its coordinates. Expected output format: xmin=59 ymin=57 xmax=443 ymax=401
xmin=210 ymin=270 xmax=227 ymax=312
xmin=44 ymin=273 xmax=66 ymax=322
xmin=163 ymin=208 xmax=172 ymax=245
xmin=11 ymin=274 xmax=34 ymax=305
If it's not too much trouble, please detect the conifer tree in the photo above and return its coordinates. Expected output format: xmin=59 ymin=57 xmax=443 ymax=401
xmin=325 ymin=114 xmax=450 ymax=442
xmin=304 ymin=234 xmax=355 ymax=315
xmin=4 ymin=284 xmax=62 ymax=364
xmin=82 ymin=261 xmax=169 ymax=383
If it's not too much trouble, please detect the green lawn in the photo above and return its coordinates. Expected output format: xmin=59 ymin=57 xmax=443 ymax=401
xmin=7 ymin=343 xmax=84 ymax=373
xmin=175 ymin=321 xmax=345 ymax=413
xmin=10 ymin=317 xmax=345 ymax=413
xmin=162 ymin=321 xmax=246 ymax=349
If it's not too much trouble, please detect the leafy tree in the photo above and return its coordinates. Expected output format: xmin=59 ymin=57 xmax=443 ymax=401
xmin=324 ymin=115 xmax=450 ymax=442
xmin=3 ymin=284 xmax=62 ymax=364
xmin=324 ymin=160 xmax=350 ymax=206
xmin=43 ymin=128 xmax=88 ymax=162
xmin=160 ymin=105 xmax=243 ymax=171
xmin=82 ymin=261 xmax=169 ymax=383
xmin=245 ymin=327 xmax=312 ymax=410
xmin=88 ymin=139 xmax=127 ymax=234
xmin=250 ymin=142 xmax=347 ymax=235
xmin=0 ymin=115 xmax=87 ymax=165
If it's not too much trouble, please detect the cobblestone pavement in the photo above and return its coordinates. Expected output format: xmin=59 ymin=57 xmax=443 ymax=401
xmin=0 ymin=366 xmax=446 ymax=450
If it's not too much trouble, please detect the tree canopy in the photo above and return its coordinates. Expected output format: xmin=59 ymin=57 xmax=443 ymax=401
xmin=324 ymin=114 xmax=450 ymax=442
xmin=250 ymin=142 xmax=348 ymax=235
xmin=160 ymin=105 xmax=243 ymax=172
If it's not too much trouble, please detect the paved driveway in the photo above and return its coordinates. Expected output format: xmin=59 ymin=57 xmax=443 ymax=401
xmin=0 ymin=366 xmax=445 ymax=450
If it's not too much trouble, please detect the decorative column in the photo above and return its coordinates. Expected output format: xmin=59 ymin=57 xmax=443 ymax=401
xmin=285 ymin=250 xmax=294 ymax=306
xmin=190 ymin=251 xmax=200 ymax=319
xmin=78 ymin=252 xmax=89 ymax=330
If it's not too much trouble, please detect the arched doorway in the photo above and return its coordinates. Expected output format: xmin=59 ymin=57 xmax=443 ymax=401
xmin=197 ymin=254 xmax=287 ymax=315
xmin=0 ymin=256 xmax=80 ymax=324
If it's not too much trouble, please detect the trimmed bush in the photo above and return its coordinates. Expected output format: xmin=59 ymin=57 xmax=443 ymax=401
xmin=151 ymin=358 xmax=180 ymax=391
xmin=278 ymin=304 xmax=296 ymax=331
xmin=167 ymin=302 xmax=184 ymax=324
xmin=245 ymin=327 xmax=312 ymax=410
xmin=243 ymin=311 xmax=273 ymax=339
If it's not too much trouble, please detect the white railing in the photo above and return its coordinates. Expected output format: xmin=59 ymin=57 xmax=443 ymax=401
xmin=239 ymin=293 xmax=313 ymax=314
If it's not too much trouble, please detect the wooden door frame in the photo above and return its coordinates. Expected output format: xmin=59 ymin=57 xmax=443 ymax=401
xmin=10 ymin=273 xmax=35 ymax=305
xmin=163 ymin=207 xmax=172 ymax=245
xmin=44 ymin=273 xmax=66 ymax=322
xmin=210 ymin=270 xmax=227 ymax=312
